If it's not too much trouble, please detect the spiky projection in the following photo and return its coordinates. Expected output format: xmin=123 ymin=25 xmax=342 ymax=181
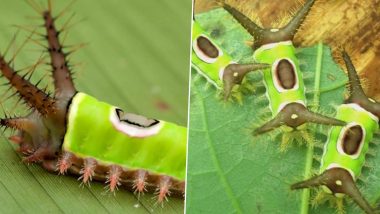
xmin=0 ymin=1 xmax=186 ymax=201
xmin=291 ymin=51 xmax=380 ymax=214
xmin=219 ymin=0 xmax=346 ymax=145
xmin=191 ymin=20 xmax=269 ymax=100
xmin=221 ymin=0 xmax=315 ymax=49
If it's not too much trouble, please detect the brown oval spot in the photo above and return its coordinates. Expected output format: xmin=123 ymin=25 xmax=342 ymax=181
xmin=196 ymin=36 xmax=219 ymax=59
xmin=342 ymin=125 xmax=363 ymax=155
xmin=275 ymin=59 xmax=296 ymax=89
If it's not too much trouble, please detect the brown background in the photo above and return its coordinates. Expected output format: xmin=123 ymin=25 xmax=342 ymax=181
xmin=195 ymin=0 xmax=380 ymax=99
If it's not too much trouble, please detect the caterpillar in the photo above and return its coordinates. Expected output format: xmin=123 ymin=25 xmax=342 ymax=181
xmin=0 ymin=1 xmax=186 ymax=203
xmin=191 ymin=20 xmax=269 ymax=100
xmin=188 ymin=5 xmax=354 ymax=212
xmin=219 ymin=0 xmax=347 ymax=148
xmin=291 ymin=51 xmax=380 ymax=214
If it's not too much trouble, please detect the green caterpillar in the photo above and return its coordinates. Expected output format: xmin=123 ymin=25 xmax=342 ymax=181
xmin=0 ymin=2 xmax=186 ymax=202
xmin=291 ymin=51 xmax=380 ymax=214
xmin=191 ymin=20 xmax=269 ymax=100
xmin=221 ymin=0 xmax=346 ymax=145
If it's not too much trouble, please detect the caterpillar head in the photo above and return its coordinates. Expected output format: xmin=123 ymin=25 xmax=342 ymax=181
xmin=291 ymin=168 xmax=376 ymax=214
xmin=342 ymin=51 xmax=380 ymax=120
xmin=0 ymin=8 xmax=76 ymax=164
xmin=252 ymin=102 xmax=346 ymax=135
xmin=220 ymin=0 xmax=315 ymax=49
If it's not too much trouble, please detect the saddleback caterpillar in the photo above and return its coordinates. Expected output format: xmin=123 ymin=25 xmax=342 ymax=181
xmin=220 ymin=0 xmax=346 ymax=149
xmin=291 ymin=51 xmax=380 ymax=214
xmin=0 ymin=1 xmax=186 ymax=202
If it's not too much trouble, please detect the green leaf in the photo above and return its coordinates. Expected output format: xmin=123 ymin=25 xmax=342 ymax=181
xmin=0 ymin=0 xmax=190 ymax=213
xmin=187 ymin=8 xmax=380 ymax=214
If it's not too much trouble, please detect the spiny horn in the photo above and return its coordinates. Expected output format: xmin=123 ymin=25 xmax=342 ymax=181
xmin=291 ymin=173 xmax=325 ymax=190
xmin=223 ymin=63 xmax=269 ymax=100
xmin=291 ymin=168 xmax=376 ymax=214
xmin=298 ymin=107 xmax=346 ymax=127
xmin=0 ymin=117 xmax=37 ymax=132
xmin=221 ymin=0 xmax=315 ymax=48
xmin=220 ymin=2 xmax=263 ymax=43
xmin=43 ymin=10 xmax=76 ymax=99
xmin=0 ymin=55 xmax=56 ymax=115
xmin=342 ymin=51 xmax=380 ymax=119
xmin=252 ymin=113 xmax=285 ymax=135
xmin=281 ymin=0 xmax=316 ymax=41
xmin=253 ymin=103 xmax=345 ymax=135
xmin=342 ymin=51 xmax=366 ymax=100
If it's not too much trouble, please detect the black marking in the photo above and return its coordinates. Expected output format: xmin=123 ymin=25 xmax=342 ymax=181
xmin=116 ymin=109 xmax=160 ymax=128
xmin=62 ymin=91 xmax=79 ymax=146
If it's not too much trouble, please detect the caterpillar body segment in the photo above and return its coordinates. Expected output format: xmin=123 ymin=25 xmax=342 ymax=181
xmin=191 ymin=21 xmax=269 ymax=100
xmin=253 ymin=42 xmax=306 ymax=114
xmin=292 ymin=105 xmax=378 ymax=214
xmin=252 ymin=41 xmax=346 ymax=135
xmin=320 ymin=104 xmax=378 ymax=177
xmin=63 ymin=92 xmax=186 ymax=185
xmin=291 ymin=52 xmax=380 ymax=214
xmin=0 ymin=3 xmax=187 ymax=201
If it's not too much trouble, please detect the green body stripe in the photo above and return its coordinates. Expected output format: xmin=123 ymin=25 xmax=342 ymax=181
xmin=63 ymin=93 xmax=187 ymax=180
xmin=320 ymin=104 xmax=379 ymax=178
xmin=191 ymin=21 xmax=233 ymax=88
xmin=253 ymin=41 xmax=306 ymax=114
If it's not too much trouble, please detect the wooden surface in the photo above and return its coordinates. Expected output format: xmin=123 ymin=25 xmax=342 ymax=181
xmin=195 ymin=0 xmax=380 ymax=99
